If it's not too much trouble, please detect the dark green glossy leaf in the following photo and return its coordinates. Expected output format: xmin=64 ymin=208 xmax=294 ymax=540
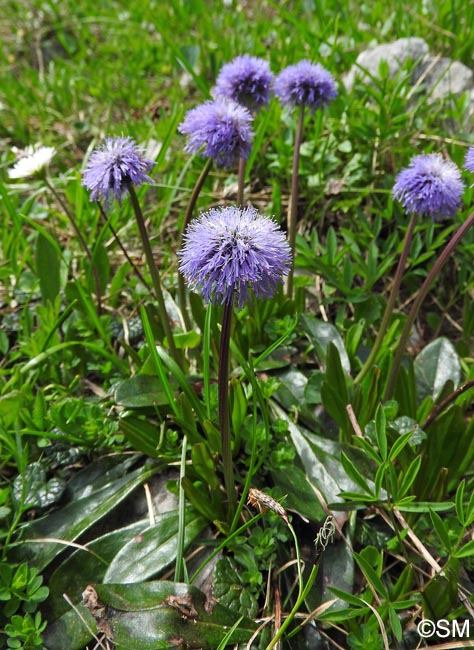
xmin=414 ymin=337 xmax=461 ymax=402
xmin=13 ymin=459 xmax=159 ymax=570
xmin=104 ymin=509 xmax=206 ymax=582
xmin=299 ymin=313 xmax=350 ymax=373
xmin=91 ymin=581 xmax=257 ymax=649
xmin=271 ymin=465 xmax=326 ymax=521
xmin=43 ymin=604 xmax=97 ymax=650
xmin=272 ymin=403 xmax=379 ymax=507
xmin=48 ymin=520 xmax=148 ymax=620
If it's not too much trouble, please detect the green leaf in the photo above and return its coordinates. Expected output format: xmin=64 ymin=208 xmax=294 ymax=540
xmin=272 ymin=403 xmax=381 ymax=507
xmin=375 ymin=405 xmax=387 ymax=460
xmin=191 ymin=443 xmax=219 ymax=490
xmin=104 ymin=509 xmax=206 ymax=582
xmin=35 ymin=230 xmax=60 ymax=304
xmin=173 ymin=330 xmax=201 ymax=349
xmin=453 ymin=540 xmax=474 ymax=558
xmin=414 ymin=337 xmax=461 ymax=402
xmin=42 ymin=604 xmax=97 ymax=650
xmin=12 ymin=458 xmax=159 ymax=571
xmin=271 ymin=465 xmax=326 ymax=521
xmin=299 ymin=314 xmax=351 ymax=373
xmin=90 ymin=581 xmax=257 ymax=649
xmin=340 ymin=452 xmax=373 ymax=496
xmin=48 ymin=520 xmax=148 ymax=620
xmin=353 ymin=552 xmax=389 ymax=599
xmin=389 ymin=604 xmax=403 ymax=641
xmin=114 ymin=375 xmax=172 ymax=409
xmin=455 ymin=480 xmax=465 ymax=526
xmin=397 ymin=456 xmax=422 ymax=499
xmin=388 ymin=430 xmax=416 ymax=462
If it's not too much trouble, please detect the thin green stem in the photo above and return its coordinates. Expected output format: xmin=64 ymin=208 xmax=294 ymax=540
xmin=286 ymin=105 xmax=305 ymax=299
xmin=265 ymin=564 xmax=320 ymax=650
xmin=97 ymin=202 xmax=152 ymax=292
xmin=177 ymin=158 xmax=213 ymax=330
xmin=355 ymin=213 xmax=417 ymax=384
xmin=45 ymin=177 xmax=102 ymax=313
xmin=237 ymin=157 xmax=246 ymax=207
xmin=128 ymin=183 xmax=180 ymax=366
xmin=218 ymin=300 xmax=237 ymax=519
xmin=174 ymin=434 xmax=187 ymax=582
xmin=385 ymin=211 xmax=474 ymax=399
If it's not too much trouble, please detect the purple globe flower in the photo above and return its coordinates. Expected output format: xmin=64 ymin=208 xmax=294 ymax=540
xmin=464 ymin=147 xmax=474 ymax=174
xmin=392 ymin=153 xmax=464 ymax=219
xmin=274 ymin=60 xmax=338 ymax=112
xmin=213 ymin=55 xmax=274 ymax=111
xmin=82 ymin=136 xmax=154 ymax=204
xmin=178 ymin=206 xmax=292 ymax=308
xmin=179 ymin=100 xmax=254 ymax=168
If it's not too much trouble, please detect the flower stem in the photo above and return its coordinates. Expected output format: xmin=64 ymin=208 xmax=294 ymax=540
xmin=286 ymin=105 xmax=305 ymax=299
xmin=355 ymin=213 xmax=417 ymax=384
xmin=237 ymin=156 xmax=246 ymax=207
xmin=385 ymin=211 xmax=474 ymax=399
xmin=45 ymin=177 xmax=102 ymax=313
xmin=97 ymin=202 xmax=152 ymax=292
xmin=218 ymin=300 xmax=237 ymax=519
xmin=177 ymin=158 xmax=213 ymax=331
xmin=128 ymin=183 xmax=180 ymax=366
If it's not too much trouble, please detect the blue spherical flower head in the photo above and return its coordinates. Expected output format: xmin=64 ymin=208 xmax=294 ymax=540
xmin=82 ymin=136 xmax=154 ymax=204
xmin=178 ymin=100 xmax=254 ymax=168
xmin=392 ymin=153 xmax=464 ymax=219
xmin=274 ymin=60 xmax=338 ymax=112
xmin=213 ymin=55 xmax=274 ymax=111
xmin=178 ymin=206 xmax=292 ymax=309
xmin=464 ymin=147 xmax=474 ymax=174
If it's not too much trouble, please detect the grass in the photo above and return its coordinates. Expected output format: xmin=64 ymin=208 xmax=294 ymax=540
xmin=1 ymin=1 xmax=474 ymax=649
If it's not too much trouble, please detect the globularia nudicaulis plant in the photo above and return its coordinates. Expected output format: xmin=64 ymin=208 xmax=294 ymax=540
xmin=3 ymin=22 xmax=474 ymax=650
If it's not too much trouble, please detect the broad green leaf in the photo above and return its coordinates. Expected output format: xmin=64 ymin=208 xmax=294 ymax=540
xmin=271 ymin=465 xmax=326 ymax=521
xmin=299 ymin=313 xmax=351 ymax=373
xmin=114 ymin=375 xmax=172 ymax=409
xmin=90 ymin=581 xmax=257 ymax=649
xmin=104 ymin=509 xmax=206 ymax=582
xmin=12 ymin=459 xmax=159 ymax=570
xmin=272 ymin=403 xmax=379 ymax=507
xmin=414 ymin=337 xmax=461 ymax=402
xmin=48 ymin=520 xmax=148 ymax=620
xmin=43 ymin=604 xmax=97 ymax=650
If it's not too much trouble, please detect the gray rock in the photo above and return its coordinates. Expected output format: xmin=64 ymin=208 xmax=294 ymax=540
xmin=343 ymin=37 xmax=429 ymax=90
xmin=414 ymin=57 xmax=474 ymax=102
xmin=344 ymin=37 xmax=473 ymax=104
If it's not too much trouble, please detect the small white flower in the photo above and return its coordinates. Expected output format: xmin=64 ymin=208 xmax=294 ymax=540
xmin=8 ymin=144 xmax=56 ymax=179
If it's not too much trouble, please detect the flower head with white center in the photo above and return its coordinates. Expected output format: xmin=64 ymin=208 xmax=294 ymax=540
xmin=464 ymin=147 xmax=474 ymax=175
xmin=82 ymin=136 xmax=154 ymax=204
xmin=213 ymin=55 xmax=274 ymax=111
xmin=178 ymin=205 xmax=291 ymax=309
xmin=392 ymin=153 xmax=464 ymax=219
xmin=8 ymin=145 xmax=56 ymax=179
xmin=178 ymin=100 xmax=254 ymax=168
xmin=274 ymin=60 xmax=338 ymax=113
